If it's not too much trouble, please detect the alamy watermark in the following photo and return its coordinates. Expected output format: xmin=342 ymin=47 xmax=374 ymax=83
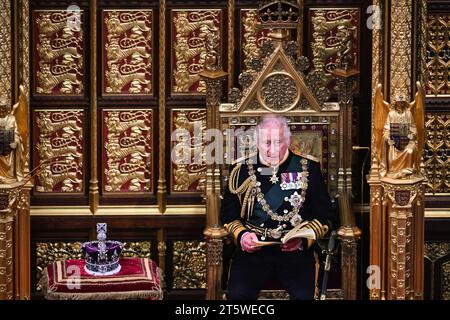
xmin=66 ymin=5 xmax=81 ymax=31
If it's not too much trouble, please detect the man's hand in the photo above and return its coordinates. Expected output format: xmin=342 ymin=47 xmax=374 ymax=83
xmin=281 ymin=238 xmax=303 ymax=252
xmin=9 ymin=142 xmax=17 ymax=149
xmin=240 ymin=232 xmax=261 ymax=253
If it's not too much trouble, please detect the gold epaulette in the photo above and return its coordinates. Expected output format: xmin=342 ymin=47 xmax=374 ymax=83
xmin=291 ymin=149 xmax=319 ymax=162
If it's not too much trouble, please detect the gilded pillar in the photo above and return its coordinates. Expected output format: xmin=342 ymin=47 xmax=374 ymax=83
xmin=0 ymin=184 xmax=22 ymax=300
xmin=382 ymin=177 xmax=424 ymax=299
xmin=15 ymin=0 xmax=31 ymax=300
xmin=331 ymin=67 xmax=361 ymax=300
xmin=368 ymin=0 xmax=388 ymax=300
xmin=89 ymin=0 xmax=99 ymax=213
xmin=200 ymin=33 xmax=228 ymax=300
xmin=158 ymin=0 xmax=167 ymax=213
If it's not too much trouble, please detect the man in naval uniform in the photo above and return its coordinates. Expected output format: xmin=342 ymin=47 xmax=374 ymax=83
xmin=221 ymin=115 xmax=335 ymax=300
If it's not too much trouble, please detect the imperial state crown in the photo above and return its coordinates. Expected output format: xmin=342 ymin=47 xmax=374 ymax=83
xmin=82 ymin=223 xmax=123 ymax=276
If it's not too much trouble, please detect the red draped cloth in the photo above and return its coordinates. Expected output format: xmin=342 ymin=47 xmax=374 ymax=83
xmin=41 ymin=258 xmax=163 ymax=300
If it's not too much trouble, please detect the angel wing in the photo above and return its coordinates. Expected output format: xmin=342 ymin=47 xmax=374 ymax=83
xmin=409 ymin=81 xmax=425 ymax=165
xmin=374 ymin=83 xmax=390 ymax=162
xmin=12 ymin=85 xmax=29 ymax=167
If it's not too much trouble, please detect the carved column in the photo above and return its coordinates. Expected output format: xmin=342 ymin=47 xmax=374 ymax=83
xmin=89 ymin=0 xmax=99 ymax=213
xmin=200 ymin=62 xmax=228 ymax=300
xmin=381 ymin=177 xmax=424 ymax=299
xmin=331 ymin=67 xmax=361 ymax=300
xmin=157 ymin=0 xmax=167 ymax=213
xmin=15 ymin=187 xmax=31 ymax=300
xmin=0 ymin=183 xmax=22 ymax=300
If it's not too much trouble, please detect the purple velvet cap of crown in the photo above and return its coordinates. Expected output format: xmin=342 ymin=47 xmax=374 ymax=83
xmin=82 ymin=240 xmax=122 ymax=255
xmin=81 ymin=240 xmax=123 ymax=275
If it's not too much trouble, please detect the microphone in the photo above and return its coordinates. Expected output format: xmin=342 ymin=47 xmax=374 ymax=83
xmin=327 ymin=231 xmax=338 ymax=253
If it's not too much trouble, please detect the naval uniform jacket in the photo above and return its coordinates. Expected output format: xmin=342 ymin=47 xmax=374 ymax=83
xmin=220 ymin=150 xmax=335 ymax=249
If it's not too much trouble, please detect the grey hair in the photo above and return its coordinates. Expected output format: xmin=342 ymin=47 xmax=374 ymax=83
xmin=255 ymin=114 xmax=292 ymax=142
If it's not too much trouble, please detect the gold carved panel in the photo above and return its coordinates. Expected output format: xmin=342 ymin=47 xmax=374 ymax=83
xmin=309 ymin=8 xmax=360 ymax=91
xmin=34 ymin=110 xmax=84 ymax=193
xmin=103 ymin=10 xmax=153 ymax=95
xmin=424 ymin=114 xmax=450 ymax=194
xmin=240 ymin=9 xmax=271 ymax=71
xmin=170 ymin=109 xmax=206 ymax=193
xmin=172 ymin=241 xmax=206 ymax=289
xmin=121 ymin=241 xmax=152 ymax=259
xmin=34 ymin=10 xmax=84 ymax=95
xmin=425 ymin=243 xmax=450 ymax=262
xmin=443 ymin=261 xmax=450 ymax=300
xmin=426 ymin=14 xmax=450 ymax=96
xmin=0 ymin=0 xmax=11 ymax=107
xmin=35 ymin=242 xmax=84 ymax=291
xmin=171 ymin=9 xmax=222 ymax=94
xmin=103 ymin=109 xmax=152 ymax=193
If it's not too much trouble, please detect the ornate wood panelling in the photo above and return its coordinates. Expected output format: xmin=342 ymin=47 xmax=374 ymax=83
xmin=309 ymin=8 xmax=360 ymax=91
xmin=34 ymin=110 xmax=84 ymax=193
xmin=35 ymin=241 xmax=84 ymax=291
xmin=170 ymin=109 xmax=206 ymax=193
xmin=122 ymin=241 xmax=152 ymax=259
xmin=240 ymin=9 xmax=270 ymax=71
xmin=171 ymin=9 xmax=222 ymax=94
xmin=425 ymin=242 xmax=450 ymax=300
xmin=103 ymin=9 xmax=153 ymax=95
xmin=172 ymin=241 xmax=206 ymax=289
xmin=424 ymin=114 xmax=450 ymax=194
xmin=426 ymin=242 xmax=450 ymax=262
xmin=426 ymin=14 xmax=450 ymax=96
xmin=0 ymin=0 xmax=12 ymax=107
xmin=33 ymin=10 xmax=84 ymax=95
xmin=102 ymin=109 xmax=152 ymax=193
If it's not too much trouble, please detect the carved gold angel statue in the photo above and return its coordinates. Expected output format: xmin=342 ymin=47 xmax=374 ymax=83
xmin=374 ymin=82 xmax=425 ymax=179
xmin=0 ymin=86 xmax=28 ymax=184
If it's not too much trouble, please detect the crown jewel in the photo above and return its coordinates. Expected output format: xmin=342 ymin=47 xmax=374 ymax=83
xmin=82 ymin=223 xmax=123 ymax=276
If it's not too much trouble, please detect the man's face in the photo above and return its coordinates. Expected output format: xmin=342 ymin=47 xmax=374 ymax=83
xmin=257 ymin=122 xmax=290 ymax=166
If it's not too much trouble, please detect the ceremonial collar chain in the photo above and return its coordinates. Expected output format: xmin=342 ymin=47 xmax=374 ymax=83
xmin=246 ymin=158 xmax=309 ymax=223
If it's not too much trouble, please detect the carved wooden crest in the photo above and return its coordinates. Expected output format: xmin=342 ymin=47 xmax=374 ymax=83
xmin=222 ymin=40 xmax=336 ymax=114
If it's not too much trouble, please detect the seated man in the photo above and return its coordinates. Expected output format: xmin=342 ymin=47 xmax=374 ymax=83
xmin=221 ymin=114 xmax=335 ymax=300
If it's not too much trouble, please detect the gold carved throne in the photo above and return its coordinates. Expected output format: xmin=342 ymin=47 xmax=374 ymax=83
xmin=201 ymin=0 xmax=360 ymax=300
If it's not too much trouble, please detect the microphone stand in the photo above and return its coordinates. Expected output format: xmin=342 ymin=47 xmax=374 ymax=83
xmin=320 ymin=231 xmax=338 ymax=300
